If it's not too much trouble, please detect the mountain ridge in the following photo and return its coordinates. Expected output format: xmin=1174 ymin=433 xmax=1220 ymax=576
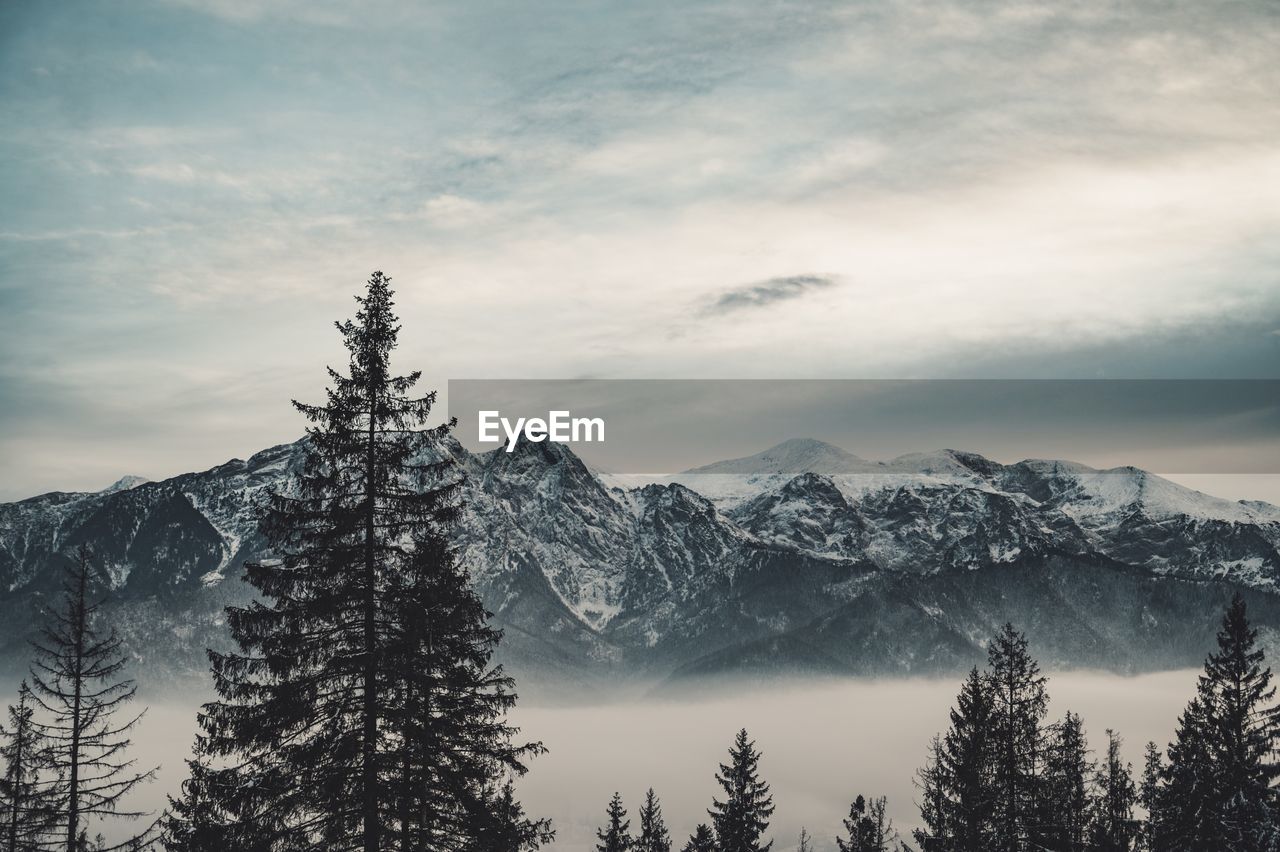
xmin=3 ymin=437 xmax=1279 ymax=690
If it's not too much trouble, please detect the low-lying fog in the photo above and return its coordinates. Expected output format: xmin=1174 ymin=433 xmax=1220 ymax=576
xmin=47 ymin=671 xmax=1200 ymax=850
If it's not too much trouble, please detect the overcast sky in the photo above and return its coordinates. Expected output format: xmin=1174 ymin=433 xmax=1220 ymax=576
xmin=1 ymin=0 xmax=1279 ymax=500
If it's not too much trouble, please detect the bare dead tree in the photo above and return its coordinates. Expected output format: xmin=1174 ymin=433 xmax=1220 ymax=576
xmin=29 ymin=545 xmax=156 ymax=851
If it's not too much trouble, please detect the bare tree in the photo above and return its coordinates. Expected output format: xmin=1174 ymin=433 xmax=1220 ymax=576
xmin=29 ymin=545 xmax=156 ymax=851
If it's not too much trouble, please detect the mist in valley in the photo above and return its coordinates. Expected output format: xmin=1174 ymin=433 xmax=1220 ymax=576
xmin=65 ymin=670 xmax=1200 ymax=850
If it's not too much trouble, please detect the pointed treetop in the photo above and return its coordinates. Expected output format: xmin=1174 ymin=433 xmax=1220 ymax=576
xmin=597 ymin=792 xmax=632 ymax=852
xmin=711 ymin=728 xmax=774 ymax=852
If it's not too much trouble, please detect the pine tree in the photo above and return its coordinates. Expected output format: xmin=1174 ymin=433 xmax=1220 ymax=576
xmin=683 ymin=824 xmax=716 ymax=852
xmin=2 ymin=682 xmax=57 ymax=851
xmin=709 ymin=729 xmax=775 ymax=852
xmin=914 ymin=737 xmax=948 ymax=852
xmin=915 ymin=668 xmax=995 ymax=852
xmin=597 ymin=793 xmax=632 ymax=852
xmin=836 ymin=795 xmax=895 ymax=852
xmin=1155 ymin=695 xmax=1214 ymax=851
xmin=797 ymin=827 xmax=814 ymax=852
xmin=158 ymin=759 xmax=225 ymax=852
xmin=1205 ymin=595 xmax=1280 ymax=850
xmin=29 ymin=544 xmax=155 ymax=851
xmin=167 ymin=272 xmax=546 ymax=851
xmin=1043 ymin=712 xmax=1091 ymax=852
xmin=1158 ymin=594 xmax=1280 ymax=851
xmin=385 ymin=531 xmax=549 ymax=849
xmin=473 ymin=781 xmax=555 ymax=852
xmin=985 ymin=624 xmax=1049 ymax=852
xmin=1088 ymin=730 xmax=1136 ymax=852
xmin=638 ymin=789 xmax=671 ymax=852
xmin=1134 ymin=743 xmax=1162 ymax=852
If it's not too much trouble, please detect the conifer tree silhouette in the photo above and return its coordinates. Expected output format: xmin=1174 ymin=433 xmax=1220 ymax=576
xmin=472 ymin=781 xmax=554 ymax=852
xmin=1135 ymin=742 xmax=1162 ymax=852
xmin=164 ymin=272 xmax=547 ymax=851
xmin=915 ymin=667 xmax=995 ymax=851
xmin=596 ymin=793 xmax=632 ymax=852
xmin=2 ymin=681 xmax=58 ymax=851
xmin=1043 ymin=711 xmax=1091 ymax=852
xmin=637 ymin=788 xmax=671 ymax=852
xmin=681 ymin=824 xmax=716 ymax=852
xmin=29 ymin=544 xmax=155 ymax=851
xmin=1087 ymin=730 xmax=1136 ymax=852
xmin=985 ymin=624 xmax=1048 ymax=852
xmin=709 ymin=729 xmax=774 ymax=852
xmin=1156 ymin=594 xmax=1280 ymax=851
xmin=836 ymin=795 xmax=895 ymax=852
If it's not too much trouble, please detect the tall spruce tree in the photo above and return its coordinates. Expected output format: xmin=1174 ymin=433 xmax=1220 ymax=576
xmin=166 ymin=272 xmax=546 ymax=851
xmin=915 ymin=667 xmax=995 ymax=852
xmin=1043 ymin=712 xmax=1091 ymax=852
xmin=1158 ymin=594 xmax=1280 ymax=852
xmin=1134 ymin=743 xmax=1162 ymax=852
xmin=383 ymin=532 xmax=549 ymax=849
xmin=682 ymin=824 xmax=716 ymax=852
xmin=2 ymin=682 xmax=57 ymax=851
xmin=637 ymin=789 xmax=671 ymax=852
xmin=597 ymin=793 xmax=632 ymax=852
xmin=29 ymin=545 xmax=155 ymax=851
xmin=1206 ymin=595 xmax=1280 ymax=851
xmin=1087 ymin=730 xmax=1136 ymax=852
xmin=914 ymin=737 xmax=948 ymax=851
xmin=1155 ymin=696 xmax=1214 ymax=850
xmin=709 ymin=729 xmax=774 ymax=852
xmin=985 ymin=624 xmax=1049 ymax=852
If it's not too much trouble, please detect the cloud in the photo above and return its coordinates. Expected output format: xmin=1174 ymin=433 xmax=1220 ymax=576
xmin=708 ymin=274 xmax=837 ymax=314
xmin=3 ymin=0 xmax=1280 ymax=498
xmin=151 ymin=0 xmax=360 ymax=26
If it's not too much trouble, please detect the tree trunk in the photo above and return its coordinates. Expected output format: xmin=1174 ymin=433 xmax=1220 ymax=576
xmin=362 ymin=385 xmax=380 ymax=852
xmin=66 ymin=557 xmax=87 ymax=852
xmin=7 ymin=711 xmax=23 ymax=852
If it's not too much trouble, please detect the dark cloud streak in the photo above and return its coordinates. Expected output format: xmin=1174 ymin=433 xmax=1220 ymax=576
xmin=709 ymin=274 xmax=837 ymax=314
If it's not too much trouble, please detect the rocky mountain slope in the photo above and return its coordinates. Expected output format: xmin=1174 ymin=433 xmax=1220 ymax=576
xmin=3 ymin=437 xmax=1279 ymax=691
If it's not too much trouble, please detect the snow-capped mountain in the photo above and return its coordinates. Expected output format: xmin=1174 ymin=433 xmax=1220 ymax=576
xmin=3 ymin=438 xmax=1279 ymax=689
xmin=101 ymin=475 xmax=151 ymax=494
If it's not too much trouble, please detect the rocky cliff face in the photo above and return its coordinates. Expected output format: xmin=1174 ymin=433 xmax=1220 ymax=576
xmin=3 ymin=437 xmax=1278 ymax=689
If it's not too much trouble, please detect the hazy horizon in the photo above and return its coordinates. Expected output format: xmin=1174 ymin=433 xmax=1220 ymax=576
xmin=34 ymin=671 xmax=1199 ymax=850
xmin=7 ymin=431 xmax=1279 ymax=508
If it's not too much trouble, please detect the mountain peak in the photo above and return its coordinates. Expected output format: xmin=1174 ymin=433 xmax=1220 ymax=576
xmin=482 ymin=436 xmax=583 ymax=465
xmin=769 ymin=437 xmax=847 ymax=454
xmin=685 ymin=438 xmax=873 ymax=474
xmin=101 ymin=475 xmax=149 ymax=494
xmin=886 ymin=449 xmax=1001 ymax=477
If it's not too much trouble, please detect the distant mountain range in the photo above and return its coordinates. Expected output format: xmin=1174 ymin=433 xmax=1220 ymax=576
xmin=3 ymin=437 xmax=1280 ymax=694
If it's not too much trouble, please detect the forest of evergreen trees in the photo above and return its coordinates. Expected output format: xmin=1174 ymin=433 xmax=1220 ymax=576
xmin=589 ymin=598 xmax=1280 ymax=852
xmin=2 ymin=273 xmax=1280 ymax=850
